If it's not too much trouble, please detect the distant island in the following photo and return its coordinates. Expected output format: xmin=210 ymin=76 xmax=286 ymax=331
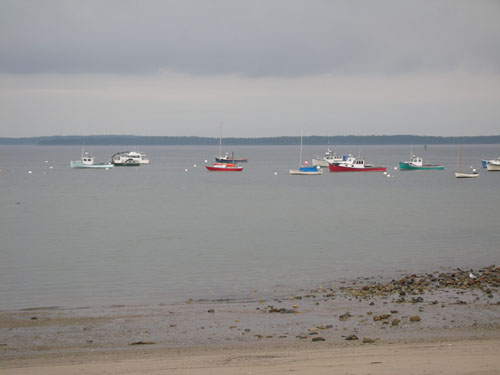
xmin=1 ymin=135 xmax=500 ymax=146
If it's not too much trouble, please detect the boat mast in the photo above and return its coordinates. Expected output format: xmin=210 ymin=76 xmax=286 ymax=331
xmin=219 ymin=122 xmax=222 ymax=158
xmin=458 ymin=144 xmax=462 ymax=172
xmin=299 ymin=131 xmax=303 ymax=167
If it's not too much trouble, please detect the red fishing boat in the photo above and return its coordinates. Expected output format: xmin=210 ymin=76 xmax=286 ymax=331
xmin=329 ymin=156 xmax=386 ymax=172
xmin=205 ymin=163 xmax=243 ymax=172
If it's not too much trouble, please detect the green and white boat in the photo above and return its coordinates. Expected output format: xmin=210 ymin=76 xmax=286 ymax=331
xmin=399 ymin=155 xmax=444 ymax=170
xmin=70 ymin=151 xmax=114 ymax=169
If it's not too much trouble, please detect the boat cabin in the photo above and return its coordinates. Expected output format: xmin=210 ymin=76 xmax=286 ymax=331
xmin=82 ymin=152 xmax=95 ymax=165
xmin=409 ymin=155 xmax=423 ymax=166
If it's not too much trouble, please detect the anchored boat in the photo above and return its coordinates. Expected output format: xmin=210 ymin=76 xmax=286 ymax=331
xmin=205 ymin=163 xmax=243 ymax=172
xmin=329 ymin=156 xmax=386 ymax=172
xmin=289 ymin=132 xmax=323 ymax=175
xmin=215 ymin=152 xmax=248 ymax=163
xmin=70 ymin=151 xmax=114 ymax=169
xmin=214 ymin=123 xmax=247 ymax=164
xmin=486 ymin=157 xmax=500 ymax=171
xmin=455 ymin=145 xmax=479 ymax=178
xmin=312 ymin=148 xmax=347 ymax=167
xmin=112 ymin=151 xmax=149 ymax=166
xmin=399 ymin=155 xmax=444 ymax=170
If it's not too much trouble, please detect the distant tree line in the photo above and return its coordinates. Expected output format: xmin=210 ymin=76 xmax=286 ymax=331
xmin=1 ymin=135 xmax=500 ymax=145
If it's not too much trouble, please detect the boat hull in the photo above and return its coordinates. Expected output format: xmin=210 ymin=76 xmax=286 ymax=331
xmin=455 ymin=172 xmax=479 ymax=178
xmin=70 ymin=161 xmax=114 ymax=169
xmin=329 ymin=164 xmax=386 ymax=172
xmin=486 ymin=162 xmax=500 ymax=171
xmin=215 ymin=157 xmax=248 ymax=163
xmin=399 ymin=162 xmax=444 ymax=170
xmin=289 ymin=169 xmax=323 ymax=175
xmin=113 ymin=161 xmax=141 ymax=166
xmin=205 ymin=166 xmax=243 ymax=172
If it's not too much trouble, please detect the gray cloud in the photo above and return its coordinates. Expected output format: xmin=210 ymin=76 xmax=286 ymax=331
xmin=1 ymin=0 xmax=500 ymax=76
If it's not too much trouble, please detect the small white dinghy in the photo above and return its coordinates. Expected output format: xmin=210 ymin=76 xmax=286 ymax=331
xmin=455 ymin=145 xmax=479 ymax=178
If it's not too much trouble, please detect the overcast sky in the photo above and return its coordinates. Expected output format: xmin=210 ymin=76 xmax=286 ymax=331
xmin=1 ymin=0 xmax=500 ymax=137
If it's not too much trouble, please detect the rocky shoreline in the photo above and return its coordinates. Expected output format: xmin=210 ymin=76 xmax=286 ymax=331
xmin=1 ymin=265 xmax=499 ymax=362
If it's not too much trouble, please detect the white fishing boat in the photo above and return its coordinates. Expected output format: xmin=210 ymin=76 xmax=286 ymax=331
xmin=486 ymin=157 xmax=500 ymax=171
xmin=312 ymin=148 xmax=346 ymax=167
xmin=112 ymin=151 xmax=149 ymax=166
xmin=289 ymin=132 xmax=323 ymax=175
xmin=455 ymin=145 xmax=479 ymax=178
xmin=70 ymin=151 xmax=114 ymax=169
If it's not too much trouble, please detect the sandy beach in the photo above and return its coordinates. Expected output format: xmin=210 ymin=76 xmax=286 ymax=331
xmin=2 ymin=339 xmax=500 ymax=375
xmin=1 ymin=266 xmax=499 ymax=374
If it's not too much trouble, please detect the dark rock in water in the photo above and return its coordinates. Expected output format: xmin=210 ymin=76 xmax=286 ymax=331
xmin=312 ymin=337 xmax=325 ymax=342
xmin=30 ymin=317 xmax=38 ymax=320
xmin=207 ymin=309 xmax=215 ymax=313
xmin=345 ymin=334 xmax=358 ymax=341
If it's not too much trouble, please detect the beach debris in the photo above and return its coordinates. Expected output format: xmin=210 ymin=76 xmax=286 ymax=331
xmin=129 ymin=341 xmax=155 ymax=345
xmin=264 ymin=306 xmax=297 ymax=314
xmin=362 ymin=337 xmax=375 ymax=344
xmin=312 ymin=336 xmax=325 ymax=342
xmin=207 ymin=309 xmax=215 ymax=313
xmin=339 ymin=312 xmax=352 ymax=321
xmin=373 ymin=314 xmax=391 ymax=321
xmin=409 ymin=315 xmax=421 ymax=322
xmin=337 ymin=265 xmax=499 ymax=301
xmin=345 ymin=334 xmax=358 ymax=341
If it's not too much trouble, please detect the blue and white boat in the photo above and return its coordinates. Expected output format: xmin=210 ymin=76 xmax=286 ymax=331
xmin=290 ymin=165 xmax=323 ymax=175
xmin=289 ymin=132 xmax=323 ymax=175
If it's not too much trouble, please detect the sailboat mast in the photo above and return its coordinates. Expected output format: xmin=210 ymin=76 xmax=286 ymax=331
xmin=219 ymin=122 xmax=222 ymax=158
xmin=299 ymin=131 xmax=303 ymax=167
xmin=459 ymin=144 xmax=462 ymax=172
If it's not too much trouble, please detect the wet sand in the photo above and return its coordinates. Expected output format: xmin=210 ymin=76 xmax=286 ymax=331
xmin=1 ymin=266 xmax=499 ymax=373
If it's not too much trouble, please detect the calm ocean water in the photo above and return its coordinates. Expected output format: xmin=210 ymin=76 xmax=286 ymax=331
xmin=1 ymin=144 xmax=499 ymax=310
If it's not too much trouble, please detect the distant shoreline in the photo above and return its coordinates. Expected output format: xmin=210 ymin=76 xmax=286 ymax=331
xmin=1 ymin=134 xmax=500 ymax=146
